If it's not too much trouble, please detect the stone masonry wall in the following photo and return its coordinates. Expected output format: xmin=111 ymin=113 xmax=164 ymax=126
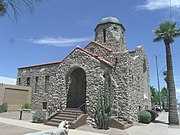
xmin=16 ymin=18 xmax=151 ymax=124
xmin=95 ymin=23 xmax=127 ymax=53
xmin=49 ymin=48 xmax=111 ymax=117
xmin=17 ymin=63 xmax=59 ymax=109
xmin=85 ymin=42 xmax=112 ymax=62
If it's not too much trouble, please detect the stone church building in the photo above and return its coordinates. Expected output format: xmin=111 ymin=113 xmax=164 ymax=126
xmin=17 ymin=17 xmax=151 ymax=121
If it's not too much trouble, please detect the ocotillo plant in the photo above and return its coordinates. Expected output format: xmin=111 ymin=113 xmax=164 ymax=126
xmin=94 ymin=74 xmax=114 ymax=129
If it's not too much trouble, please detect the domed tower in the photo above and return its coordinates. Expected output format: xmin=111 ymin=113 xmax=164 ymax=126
xmin=94 ymin=17 xmax=127 ymax=52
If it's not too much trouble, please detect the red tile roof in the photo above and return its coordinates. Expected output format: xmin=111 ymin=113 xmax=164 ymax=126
xmin=128 ymin=50 xmax=136 ymax=53
xmin=18 ymin=61 xmax=61 ymax=69
xmin=77 ymin=47 xmax=113 ymax=67
xmin=18 ymin=41 xmax=114 ymax=69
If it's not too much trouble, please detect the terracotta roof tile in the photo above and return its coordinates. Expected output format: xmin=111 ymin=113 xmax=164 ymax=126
xmin=18 ymin=61 xmax=61 ymax=69
xmin=78 ymin=47 xmax=113 ymax=67
xmin=18 ymin=43 xmax=113 ymax=69
xmin=128 ymin=50 xmax=136 ymax=53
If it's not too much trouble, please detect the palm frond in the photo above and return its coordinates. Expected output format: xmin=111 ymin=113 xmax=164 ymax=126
xmin=153 ymin=21 xmax=180 ymax=44
xmin=0 ymin=0 xmax=7 ymax=16
xmin=153 ymin=36 xmax=163 ymax=43
xmin=0 ymin=0 xmax=44 ymax=21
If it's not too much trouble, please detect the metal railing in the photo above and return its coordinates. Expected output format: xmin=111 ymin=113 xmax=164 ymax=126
xmin=73 ymin=103 xmax=86 ymax=119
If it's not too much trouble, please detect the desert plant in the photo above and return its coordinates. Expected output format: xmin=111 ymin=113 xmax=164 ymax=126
xmin=138 ymin=110 xmax=151 ymax=124
xmin=33 ymin=109 xmax=46 ymax=123
xmin=146 ymin=110 xmax=157 ymax=122
xmin=0 ymin=103 xmax=8 ymax=113
xmin=94 ymin=73 xmax=114 ymax=129
xmin=22 ymin=103 xmax=32 ymax=109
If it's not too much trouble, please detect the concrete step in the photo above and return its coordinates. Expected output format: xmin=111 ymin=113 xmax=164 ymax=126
xmin=56 ymin=113 xmax=77 ymax=118
xmin=60 ymin=111 xmax=82 ymax=115
xmin=44 ymin=121 xmax=60 ymax=127
xmin=63 ymin=109 xmax=83 ymax=114
xmin=124 ymin=123 xmax=133 ymax=129
xmin=52 ymin=116 xmax=75 ymax=121
xmin=109 ymin=117 xmax=133 ymax=130
xmin=45 ymin=108 xmax=84 ymax=128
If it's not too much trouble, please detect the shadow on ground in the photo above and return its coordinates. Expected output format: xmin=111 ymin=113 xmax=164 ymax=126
xmin=152 ymin=120 xmax=168 ymax=125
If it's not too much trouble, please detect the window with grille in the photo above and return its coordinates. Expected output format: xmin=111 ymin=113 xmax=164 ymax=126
xmin=27 ymin=77 xmax=30 ymax=86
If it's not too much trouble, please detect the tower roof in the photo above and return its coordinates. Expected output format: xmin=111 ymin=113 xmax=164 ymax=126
xmin=94 ymin=16 xmax=125 ymax=31
xmin=99 ymin=17 xmax=120 ymax=25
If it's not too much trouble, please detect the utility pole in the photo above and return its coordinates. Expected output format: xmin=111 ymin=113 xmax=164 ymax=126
xmin=155 ymin=55 xmax=162 ymax=111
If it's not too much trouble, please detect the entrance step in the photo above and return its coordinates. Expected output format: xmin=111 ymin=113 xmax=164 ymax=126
xmin=109 ymin=116 xmax=133 ymax=130
xmin=44 ymin=108 xmax=87 ymax=129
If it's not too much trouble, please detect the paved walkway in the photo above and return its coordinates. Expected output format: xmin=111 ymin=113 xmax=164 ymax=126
xmin=0 ymin=111 xmax=180 ymax=135
xmin=126 ymin=112 xmax=180 ymax=135
xmin=0 ymin=117 xmax=107 ymax=135
xmin=0 ymin=113 xmax=108 ymax=135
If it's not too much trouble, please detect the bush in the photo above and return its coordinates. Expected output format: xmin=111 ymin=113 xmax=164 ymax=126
xmin=33 ymin=109 xmax=46 ymax=123
xmin=138 ymin=110 xmax=151 ymax=124
xmin=146 ymin=110 xmax=158 ymax=122
xmin=0 ymin=103 xmax=8 ymax=113
xmin=22 ymin=103 xmax=32 ymax=109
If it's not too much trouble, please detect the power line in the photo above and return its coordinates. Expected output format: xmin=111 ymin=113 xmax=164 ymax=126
xmin=170 ymin=0 xmax=172 ymax=22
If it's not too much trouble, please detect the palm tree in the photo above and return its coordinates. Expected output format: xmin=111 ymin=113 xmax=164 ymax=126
xmin=153 ymin=21 xmax=180 ymax=125
xmin=163 ymin=71 xmax=169 ymax=111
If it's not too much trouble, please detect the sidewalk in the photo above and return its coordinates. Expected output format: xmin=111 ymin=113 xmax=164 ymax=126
xmin=0 ymin=117 xmax=107 ymax=135
xmin=126 ymin=112 xmax=180 ymax=135
xmin=0 ymin=111 xmax=179 ymax=135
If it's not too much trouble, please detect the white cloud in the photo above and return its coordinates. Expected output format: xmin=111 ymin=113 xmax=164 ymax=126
xmin=27 ymin=36 xmax=91 ymax=47
xmin=138 ymin=0 xmax=180 ymax=10
xmin=0 ymin=76 xmax=16 ymax=85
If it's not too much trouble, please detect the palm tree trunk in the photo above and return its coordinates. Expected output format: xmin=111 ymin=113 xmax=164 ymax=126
xmin=165 ymin=41 xmax=179 ymax=125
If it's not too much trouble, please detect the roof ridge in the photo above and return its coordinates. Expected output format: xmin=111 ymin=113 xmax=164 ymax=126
xmin=18 ymin=46 xmax=113 ymax=69
xmin=128 ymin=50 xmax=136 ymax=53
xmin=78 ymin=47 xmax=113 ymax=67
xmin=84 ymin=41 xmax=112 ymax=52
xmin=18 ymin=61 xmax=61 ymax=69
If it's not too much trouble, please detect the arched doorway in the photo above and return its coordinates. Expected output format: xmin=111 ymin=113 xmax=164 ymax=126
xmin=66 ymin=68 xmax=86 ymax=112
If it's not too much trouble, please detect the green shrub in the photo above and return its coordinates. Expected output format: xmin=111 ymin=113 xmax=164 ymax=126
xmin=33 ymin=109 xmax=46 ymax=123
xmin=22 ymin=103 xmax=32 ymax=109
xmin=0 ymin=103 xmax=8 ymax=113
xmin=146 ymin=110 xmax=157 ymax=122
xmin=138 ymin=110 xmax=151 ymax=124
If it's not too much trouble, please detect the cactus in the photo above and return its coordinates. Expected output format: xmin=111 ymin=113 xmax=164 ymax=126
xmin=94 ymin=73 xmax=114 ymax=129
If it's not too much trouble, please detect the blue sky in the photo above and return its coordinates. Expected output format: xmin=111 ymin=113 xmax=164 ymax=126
xmin=0 ymin=0 xmax=180 ymax=102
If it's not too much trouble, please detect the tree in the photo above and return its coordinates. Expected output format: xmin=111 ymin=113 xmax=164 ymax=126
xmin=0 ymin=0 xmax=43 ymax=21
xmin=153 ymin=21 xmax=180 ymax=125
xmin=163 ymin=71 xmax=169 ymax=110
xmin=150 ymin=86 xmax=159 ymax=105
